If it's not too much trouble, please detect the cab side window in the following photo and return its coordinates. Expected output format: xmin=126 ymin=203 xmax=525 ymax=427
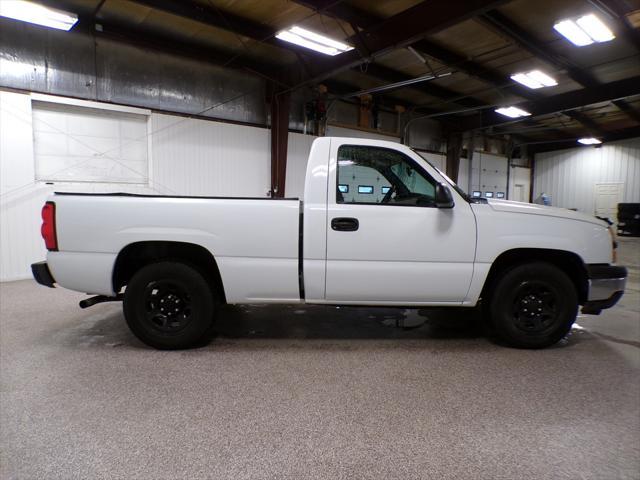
xmin=336 ymin=145 xmax=436 ymax=206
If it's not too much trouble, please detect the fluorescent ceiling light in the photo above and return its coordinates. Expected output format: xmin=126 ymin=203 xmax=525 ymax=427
xmin=290 ymin=26 xmax=352 ymax=51
xmin=511 ymin=73 xmax=544 ymax=89
xmin=527 ymin=70 xmax=558 ymax=87
xmin=576 ymin=14 xmax=615 ymax=42
xmin=495 ymin=106 xmax=532 ymax=118
xmin=553 ymin=14 xmax=615 ymax=46
xmin=276 ymin=26 xmax=353 ymax=56
xmin=511 ymin=70 xmax=558 ymax=89
xmin=578 ymin=137 xmax=602 ymax=145
xmin=554 ymin=20 xmax=593 ymax=46
xmin=0 ymin=0 xmax=77 ymax=30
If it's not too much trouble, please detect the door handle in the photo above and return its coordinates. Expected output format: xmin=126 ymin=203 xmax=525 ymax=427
xmin=331 ymin=217 xmax=359 ymax=231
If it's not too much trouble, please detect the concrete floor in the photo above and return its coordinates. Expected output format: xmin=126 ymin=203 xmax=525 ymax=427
xmin=1 ymin=239 xmax=639 ymax=480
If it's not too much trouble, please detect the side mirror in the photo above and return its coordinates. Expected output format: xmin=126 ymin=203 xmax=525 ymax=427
xmin=435 ymin=183 xmax=455 ymax=208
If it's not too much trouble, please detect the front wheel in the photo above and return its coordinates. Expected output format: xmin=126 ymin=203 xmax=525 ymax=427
xmin=488 ymin=262 xmax=578 ymax=349
xmin=123 ymin=261 xmax=215 ymax=349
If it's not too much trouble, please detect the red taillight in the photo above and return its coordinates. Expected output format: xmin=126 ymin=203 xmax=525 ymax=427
xmin=41 ymin=202 xmax=58 ymax=251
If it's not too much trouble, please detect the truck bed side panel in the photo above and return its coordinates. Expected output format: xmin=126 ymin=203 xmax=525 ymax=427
xmin=48 ymin=195 xmax=301 ymax=302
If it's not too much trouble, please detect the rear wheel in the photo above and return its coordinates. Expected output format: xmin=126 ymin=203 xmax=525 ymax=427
xmin=123 ymin=261 xmax=215 ymax=349
xmin=488 ymin=262 xmax=578 ymax=349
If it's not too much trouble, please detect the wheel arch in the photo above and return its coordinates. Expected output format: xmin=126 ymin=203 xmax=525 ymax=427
xmin=112 ymin=241 xmax=226 ymax=303
xmin=481 ymin=248 xmax=589 ymax=305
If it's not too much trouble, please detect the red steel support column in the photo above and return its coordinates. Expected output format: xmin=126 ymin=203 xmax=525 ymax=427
xmin=446 ymin=131 xmax=462 ymax=182
xmin=270 ymin=91 xmax=291 ymax=198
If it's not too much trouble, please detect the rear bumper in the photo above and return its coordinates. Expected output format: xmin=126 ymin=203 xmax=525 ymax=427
xmin=582 ymin=264 xmax=627 ymax=314
xmin=31 ymin=261 xmax=55 ymax=288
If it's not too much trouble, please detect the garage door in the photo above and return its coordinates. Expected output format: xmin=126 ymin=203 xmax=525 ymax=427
xmin=32 ymin=101 xmax=149 ymax=184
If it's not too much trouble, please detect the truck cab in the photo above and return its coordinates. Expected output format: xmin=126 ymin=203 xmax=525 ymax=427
xmin=302 ymin=137 xmax=476 ymax=305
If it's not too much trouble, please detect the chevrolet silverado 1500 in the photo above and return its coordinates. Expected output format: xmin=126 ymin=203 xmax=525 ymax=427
xmin=31 ymin=137 xmax=627 ymax=349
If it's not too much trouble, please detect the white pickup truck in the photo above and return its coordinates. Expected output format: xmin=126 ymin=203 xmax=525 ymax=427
xmin=32 ymin=137 xmax=627 ymax=349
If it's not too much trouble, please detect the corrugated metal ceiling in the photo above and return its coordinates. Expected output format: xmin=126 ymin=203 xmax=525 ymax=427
xmin=31 ymin=0 xmax=640 ymax=142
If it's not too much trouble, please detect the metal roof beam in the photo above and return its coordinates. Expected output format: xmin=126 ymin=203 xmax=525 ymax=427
xmin=74 ymin=16 xmax=285 ymax=82
xmin=295 ymin=1 xmax=499 ymax=107
xmin=611 ymin=99 xmax=640 ymax=124
xmin=73 ymin=15 xmax=409 ymax=110
xmin=131 ymin=0 xmax=273 ymax=41
xmin=296 ymin=0 xmax=525 ymax=97
xmin=458 ymin=75 xmax=640 ymax=130
xmin=129 ymin=0 xmax=330 ymax=61
xmin=296 ymin=0 xmax=584 ymax=138
xmin=362 ymin=64 xmax=485 ymax=108
xmin=479 ymin=10 xmax=640 ymax=127
xmin=411 ymin=39 xmax=532 ymax=98
xmin=588 ymin=0 xmax=640 ymax=50
xmin=480 ymin=10 xmax=600 ymax=88
xmin=296 ymin=1 xmax=575 ymax=119
xmin=292 ymin=0 xmax=380 ymax=28
xmin=288 ymin=0 xmax=509 ymax=87
xmin=562 ymin=111 xmax=608 ymax=136
xmin=529 ymin=126 xmax=640 ymax=154
xmin=297 ymin=1 xmax=639 ymax=137
xmin=129 ymin=0 xmax=493 ymax=107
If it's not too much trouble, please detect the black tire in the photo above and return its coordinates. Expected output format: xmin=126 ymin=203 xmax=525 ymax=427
xmin=123 ymin=261 xmax=215 ymax=349
xmin=487 ymin=262 xmax=578 ymax=349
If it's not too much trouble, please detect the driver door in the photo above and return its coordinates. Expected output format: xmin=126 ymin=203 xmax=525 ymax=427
xmin=324 ymin=141 xmax=476 ymax=305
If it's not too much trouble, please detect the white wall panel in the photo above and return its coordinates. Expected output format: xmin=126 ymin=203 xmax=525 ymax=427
xmin=533 ymin=138 xmax=640 ymax=214
xmin=1 ymin=91 xmax=34 ymax=196
xmin=458 ymin=157 xmax=470 ymax=194
xmin=417 ymin=151 xmax=446 ymax=172
xmin=285 ymin=132 xmax=316 ymax=198
xmin=1 ymin=91 xmax=38 ymax=282
xmin=150 ymin=114 xmax=270 ymax=197
xmin=415 ymin=151 xmax=471 ymax=194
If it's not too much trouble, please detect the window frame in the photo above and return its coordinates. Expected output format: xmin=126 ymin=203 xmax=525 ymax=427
xmin=335 ymin=144 xmax=440 ymax=207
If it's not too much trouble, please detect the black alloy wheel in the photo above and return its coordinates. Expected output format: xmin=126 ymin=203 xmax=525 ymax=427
xmin=123 ymin=261 xmax=216 ymax=349
xmin=143 ymin=280 xmax=193 ymax=333
xmin=488 ymin=262 xmax=578 ymax=349
xmin=512 ymin=281 xmax=558 ymax=334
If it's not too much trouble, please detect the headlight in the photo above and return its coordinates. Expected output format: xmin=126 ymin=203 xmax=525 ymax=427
xmin=608 ymin=226 xmax=618 ymax=263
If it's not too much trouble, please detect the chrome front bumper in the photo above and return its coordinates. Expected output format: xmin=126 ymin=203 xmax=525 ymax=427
xmin=582 ymin=265 xmax=627 ymax=315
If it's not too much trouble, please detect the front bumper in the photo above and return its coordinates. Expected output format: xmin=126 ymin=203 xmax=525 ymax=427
xmin=582 ymin=264 xmax=627 ymax=315
xmin=31 ymin=261 xmax=55 ymax=288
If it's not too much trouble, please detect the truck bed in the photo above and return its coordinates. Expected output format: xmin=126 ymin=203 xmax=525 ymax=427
xmin=48 ymin=193 xmax=302 ymax=303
